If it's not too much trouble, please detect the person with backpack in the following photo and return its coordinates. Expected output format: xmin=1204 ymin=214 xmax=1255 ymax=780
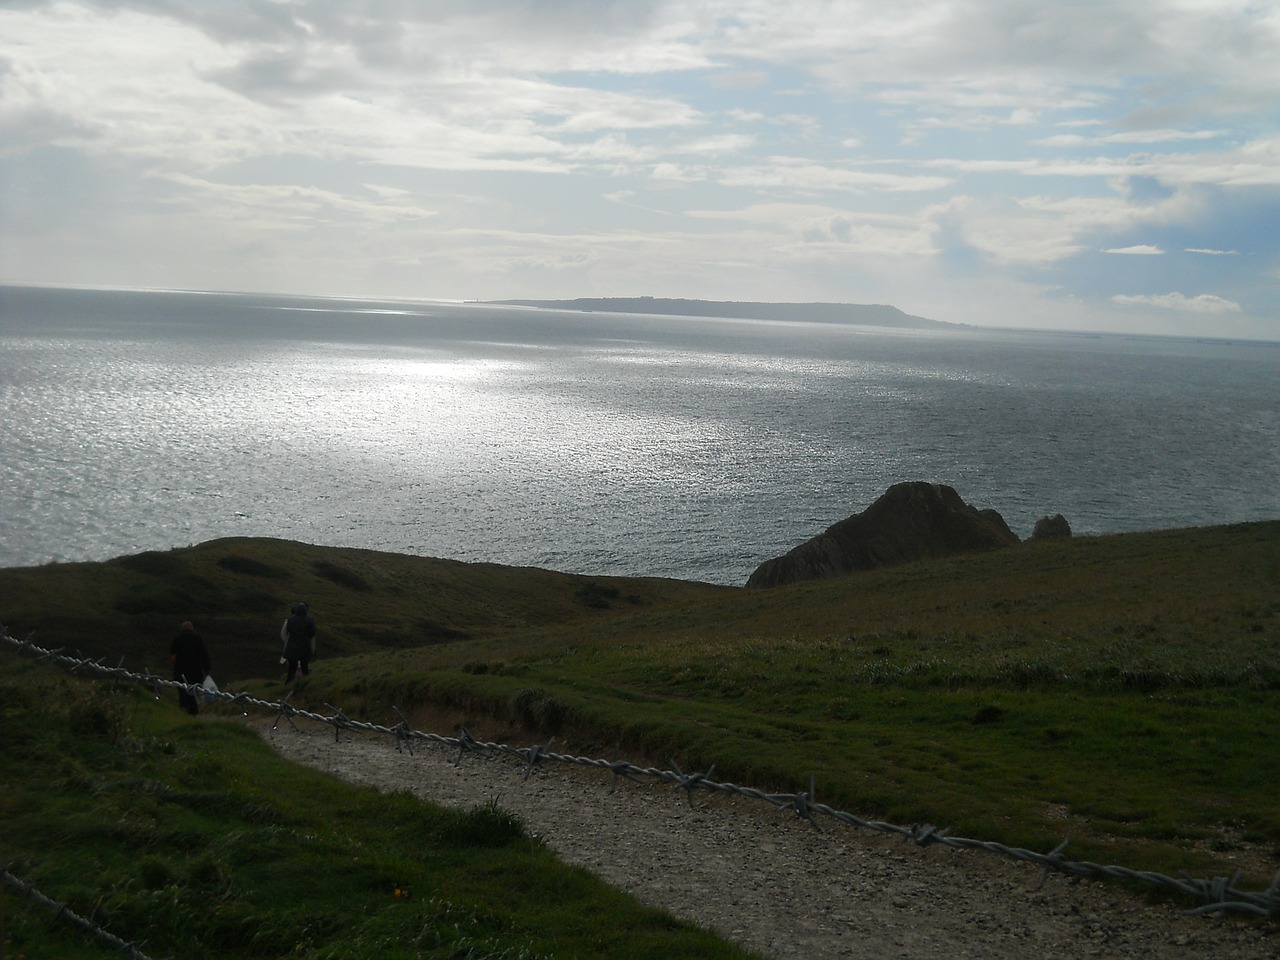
xmin=281 ymin=601 xmax=317 ymax=683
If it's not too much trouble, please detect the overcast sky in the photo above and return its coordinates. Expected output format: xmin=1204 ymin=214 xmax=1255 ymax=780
xmin=2 ymin=1 xmax=1278 ymax=338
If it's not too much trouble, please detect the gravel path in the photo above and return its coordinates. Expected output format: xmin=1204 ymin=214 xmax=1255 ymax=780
xmin=257 ymin=721 xmax=1276 ymax=960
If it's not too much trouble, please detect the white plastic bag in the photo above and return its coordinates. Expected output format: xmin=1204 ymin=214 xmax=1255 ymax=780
xmin=201 ymin=674 xmax=219 ymax=702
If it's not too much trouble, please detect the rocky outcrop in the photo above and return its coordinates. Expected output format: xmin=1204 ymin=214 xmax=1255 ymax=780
xmin=746 ymin=482 xmax=1020 ymax=588
xmin=1030 ymin=514 xmax=1072 ymax=541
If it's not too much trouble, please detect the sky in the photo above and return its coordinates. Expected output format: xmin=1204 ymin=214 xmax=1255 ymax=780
xmin=2 ymin=1 xmax=1279 ymax=339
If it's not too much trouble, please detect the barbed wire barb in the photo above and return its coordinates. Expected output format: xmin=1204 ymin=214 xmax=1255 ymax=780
xmin=455 ymin=727 xmax=484 ymax=765
xmin=522 ymin=738 xmax=555 ymax=780
xmin=669 ymin=760 xmax=716 ymax=809
xmin=271 ymin=691 xmax=302 ymax=732
xmin=389 ymin=707 xmax=416 ymax=755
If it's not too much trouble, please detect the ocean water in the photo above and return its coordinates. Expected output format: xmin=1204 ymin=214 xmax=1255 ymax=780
xmin=2 ymin=284 xmax=1277 ymax=585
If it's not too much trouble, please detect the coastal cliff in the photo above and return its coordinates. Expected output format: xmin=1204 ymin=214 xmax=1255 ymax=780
xmin=747 ymin=482 xmax=1020 ymax=588
xmin=489 ymin=297 xmax=959 ymax=330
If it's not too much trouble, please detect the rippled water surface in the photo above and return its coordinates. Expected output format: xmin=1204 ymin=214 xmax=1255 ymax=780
xmin=3 ymin=286 xmax=1277 ymax=584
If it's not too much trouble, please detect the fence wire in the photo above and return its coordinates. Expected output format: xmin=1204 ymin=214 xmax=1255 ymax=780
xmin=1 ymin=866 xmax=161 ymax=960
xmin=4 ymin=628 xmax=1279 ymax=923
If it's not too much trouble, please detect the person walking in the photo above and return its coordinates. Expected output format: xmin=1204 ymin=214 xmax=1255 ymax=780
xmin=281 ymin=602 xmax=317 ymax=683
xmin=170 ymin=621 xmax=211 ymax=716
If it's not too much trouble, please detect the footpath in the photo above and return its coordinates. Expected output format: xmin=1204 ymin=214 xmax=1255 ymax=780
xmin=258 ymin=721 xmax=1276 ymax=960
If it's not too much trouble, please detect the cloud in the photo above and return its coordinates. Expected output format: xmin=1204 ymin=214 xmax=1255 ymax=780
xmin=159 ymin=173 xmax=439 ymax=226
xmin=922 ymin=184 xmax=1200 ymax=268
xmin=2 ymin=1 xmax=1278 ymax=338
xmin=714 ymin=0 xmax=1280 ymax=109
xmin=1111 ymin=292 xmax=1242 ymax=313
xmin=928 ymin=139 xmax=1280 ymax=189
xmin=650 ymin=162 xmax=708 ymax=182
xmin=0 ymin=3 xmax=707 ymax=173
xmin=927 ymin=195 xmax=1088 ymax=265
xmin=718 ymin=157 xmax=953 ymax=194
xmin=687 ymin=201 xmax=937 ymax=256
xmin=898 ymin=106 xmax=1042 ymax=144
xmin=1036 ymin=128 xmax=1227 ymax=147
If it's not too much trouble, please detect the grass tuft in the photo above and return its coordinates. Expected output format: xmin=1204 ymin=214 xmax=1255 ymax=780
xmin=509 ymin=687 xmax=567 ymax=734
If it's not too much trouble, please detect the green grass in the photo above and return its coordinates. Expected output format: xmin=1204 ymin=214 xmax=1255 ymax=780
xmin=316 ymin=657 xmax=1279 ymax=875
xmin=3 ymin=521 xmax=1279 ymax=916
xmin=0 ymin=656 xmax=755 ymax=960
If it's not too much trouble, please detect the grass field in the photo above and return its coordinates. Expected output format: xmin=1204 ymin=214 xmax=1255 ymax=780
xmin=0 ymin=656 xmax=755 ymax=960
xmin=3 ymin=521 xmax=1278 ymax=953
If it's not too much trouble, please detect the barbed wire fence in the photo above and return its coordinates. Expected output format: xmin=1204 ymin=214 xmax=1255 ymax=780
xmin=0 ymin=866 xmax=162 ymax=960
xmin=4 ymin=626 xmax=1279 ymax=952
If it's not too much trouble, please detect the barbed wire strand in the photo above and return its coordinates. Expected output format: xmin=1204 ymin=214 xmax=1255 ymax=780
xmin=4 ymin=628 xmax=1278 ymax=922
xmin=1 ymin=866 xmax=163 ymax=960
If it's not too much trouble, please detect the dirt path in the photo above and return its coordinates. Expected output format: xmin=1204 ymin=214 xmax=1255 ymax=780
xmin=257 ymin=721 xmax=1276 ymax=960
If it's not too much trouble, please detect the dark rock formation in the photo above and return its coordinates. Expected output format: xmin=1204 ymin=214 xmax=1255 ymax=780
xmin=746 ymin=482 xmax=1020 ymax=588
xmin=1030 ymin=514 xmax=1072 ymax=541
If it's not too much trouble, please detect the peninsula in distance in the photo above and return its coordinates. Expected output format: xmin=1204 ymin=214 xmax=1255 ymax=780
xmin=487 ymin=296 xmax=965 ymax=331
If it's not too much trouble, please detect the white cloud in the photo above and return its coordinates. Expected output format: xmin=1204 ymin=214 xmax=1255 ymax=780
xmin=928 ymin=195 xmax=1088 ymax=265
xmin=901 ymin=107 xmax=1042 ymax=143
xmin=1036 ymin=129 xmax=1226 ymax=147
xmin=686 ymin=201 xmax=937 ymax=256
xmin=928 ymin=139 xmax=1280 ymax=189
xmin=2 ymin=1 xmax=1278 ymax=337
xmin=0 ymin=3 xmax=707 ymax=174
xmin=650 ymin=162 xmax=709 ymax=182
xmin=1111 ymin=292 xmax=1242 ymax=313
xmin=719 ymin=157 xmax=953 ymax=194
xmin=159 ymin=173 xmax=439 ymax=226
xmin=922 ymin=185 xmax=1200 ymax=268
xmin=710 ymin=0 xmax=1280 ymax=106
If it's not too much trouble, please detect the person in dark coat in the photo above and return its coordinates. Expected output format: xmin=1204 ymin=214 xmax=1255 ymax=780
xmin=280 ymin=602 xmax=317 ymax=683
xmin=170 ymin=620 xmax=211 ymax=716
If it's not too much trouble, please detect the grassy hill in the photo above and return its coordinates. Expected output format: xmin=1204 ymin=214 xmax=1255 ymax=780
xmin=0 ymin=536 xmax=733 ymax=682
xmin=4 ymin=522 xmax=1279 ymax=897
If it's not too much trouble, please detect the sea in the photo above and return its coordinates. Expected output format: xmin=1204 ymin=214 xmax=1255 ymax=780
xmin=2 ymin=284 xmax=1277 ymax=586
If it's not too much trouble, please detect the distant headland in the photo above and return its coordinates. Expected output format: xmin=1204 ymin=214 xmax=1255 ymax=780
xmin=486 ymin=297 xmax=964 ymax=331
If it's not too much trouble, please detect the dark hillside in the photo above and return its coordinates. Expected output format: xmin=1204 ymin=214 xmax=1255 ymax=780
xmin=0 ymin=537 xmax=731 ymax=684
